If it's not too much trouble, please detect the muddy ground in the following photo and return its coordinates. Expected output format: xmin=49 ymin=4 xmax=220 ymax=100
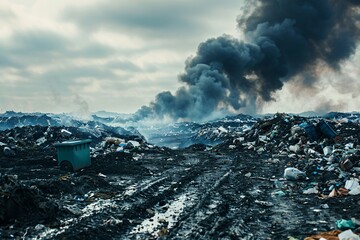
xmin=1 ymin=142 xmax=360 ymax=240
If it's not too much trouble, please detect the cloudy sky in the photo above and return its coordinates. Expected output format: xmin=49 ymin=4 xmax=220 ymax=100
xmin=0 ymin=0 xmax=359 ymax=115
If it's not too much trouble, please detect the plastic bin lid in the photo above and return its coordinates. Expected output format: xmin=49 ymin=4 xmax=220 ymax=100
xmin=54 ymin=139 xmax=91 ymax=147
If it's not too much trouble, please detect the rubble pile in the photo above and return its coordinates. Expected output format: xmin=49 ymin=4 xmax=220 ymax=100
xmin=0 ymin=175 xmax=60 ymax=225
xmin=91 ymin=136 xmax=163 ymax=157
xmin=0 ymin=112 xmax=359 ymax=239
xmin=141 ymin=114 xmax=257 ymax=149
xmin=0 ymin=111 xmax=136 ymax=137
xmin=0 ymin=125 xmax=144 ymax=159
xmin=190 ymin=114 xmax=258 ymax=146
xmin=224 ymin=113 xmax=360 ymax=195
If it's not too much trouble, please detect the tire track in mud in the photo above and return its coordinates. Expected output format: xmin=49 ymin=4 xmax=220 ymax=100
xmin=120 ymin=151 xmax=231 ymax=238
xmin=49 ymin=151 xmax=226 ymax=239
xmin=168 ymin=153 xmax=257 ymax=240
xmin=39 ymin=150 xmax=276 ymax=239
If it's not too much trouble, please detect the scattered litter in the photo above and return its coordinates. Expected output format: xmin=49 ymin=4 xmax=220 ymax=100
xmin=338 ymin=230 xmax=360 ymax=240
xmin=245 ymin=172 xmax=252 ymax=177
xmin=3 ymin=146 xmax=15 ymax=157
xmin=61 ymin=129 xmax=72 ymax=137
xmin=98 ymin=173 xmax=107 ymax=178
xmin=254 ymin=200 xmax=274 ymax=207
xmin=284 ymin=167 xmax=306 ymax=180
xmin=303 ymin=187 xmax=319 ymax=194
xmin=336 ymin=219 xmax=356 ymax=230
xmin=0 ymin=111 xmax=359 ymax=239
xmin=304 ymin=230 xmax=342 ymax=240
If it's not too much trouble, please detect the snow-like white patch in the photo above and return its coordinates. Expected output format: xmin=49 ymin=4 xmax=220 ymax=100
xmin=81 ymin=199 xmax=117 ymax=218
xmin=130 ymin=193 xmax=193 ymax=236
xmin=123 ymin=177 xmax=168 ymax=197
xmin=217 ymin=126 xmax=228 ymax=133
xmin=124 ymin=185 xmax=137 ymax=196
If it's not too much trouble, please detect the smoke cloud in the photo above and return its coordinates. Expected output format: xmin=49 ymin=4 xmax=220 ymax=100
xmin=135 ymin=0 xmax=360 ymax=121
xmin=73 ymin=94 xmax=90 ymax=119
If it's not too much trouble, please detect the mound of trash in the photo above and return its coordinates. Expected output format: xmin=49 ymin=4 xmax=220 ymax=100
xmin=216 ymin=113 xmax=360 ymax=198
xmin=0 ymin=112 xmax=359 ymax=239
xmin=0 ymin=175 xmax=60 ymax=225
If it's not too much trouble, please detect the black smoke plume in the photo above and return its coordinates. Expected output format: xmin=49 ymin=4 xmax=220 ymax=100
xmin=135 ymin=0 xmax=360 ymax=121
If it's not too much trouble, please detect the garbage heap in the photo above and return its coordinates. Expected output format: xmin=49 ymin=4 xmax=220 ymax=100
xmin=234 ymin=113 xmax=360 ymax=192
xmin=90 ymin=136 xmax=160 ymax=157
xmin=0 ymin=125 xmax=145 ymax=158
xmin=191 ymin=114 xmax=258 ymax=146
xmin=226 ymin=113 xmax=360 ymax=238
xmin=0 ymin=175 xmax=60 ymax=225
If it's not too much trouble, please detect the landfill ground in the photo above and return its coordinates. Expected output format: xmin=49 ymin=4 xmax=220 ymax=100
xmin=0 ymin=113 xmax=360 ymax=239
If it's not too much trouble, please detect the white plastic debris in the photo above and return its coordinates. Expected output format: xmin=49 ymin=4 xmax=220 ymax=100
xmin=235 ymin=137 xmax=245 ymax=142
xmin=289 ymin=144 xmax=301 ymax=153
xmin=244 ymin=172 xmax=252 ymax=177
xmin=3 ymin=146 xmax=15 ymax=157
xmin=291 ymin=125 xmax=302 ymax=135
xmin=258 ymin=135 xmax=268 ymax=143
xmin=217 ymin=126 xmax=228 ymax=134
xmin=307 ymin=148 xmax=317 ymax=154
xmin=127 ymin=140 xmax=140 ymax=147
xmin=36 ymin=137 xmax=47 ymax=145
xmin=34 ymin=224 xmax=47 ymax=231
xmin=303 ymin=187 xmax=319 ymax=194
xmin=284 ymin=167 xmax=306 ymax=180
xmin=323 ymin=146 xmax=333 ymax=156
xmin=345 ymin=179 xmax=360 ymax=190
xmin=345 ymin=179 xmax=360 ymax=195
xmin=338 ymin=229 xmax=360 ymax=240
xmin=98 ymin=173 xmax=107 ymax=178
xmin=61 ymin=129 xmax=72 ymax=137
xmin=254 ymin=200 xmax=274 ymax=207
xmin=345 ymin=143 xmax=354 ymax=149
xmin=349 ymin=187 xmax=360 ymax=195
xmin=320 ymin=204 xmax=329 ymax=209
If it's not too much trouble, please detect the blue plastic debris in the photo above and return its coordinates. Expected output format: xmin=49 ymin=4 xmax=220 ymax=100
xmin=318 ymin=120 xmax=337 ymax=139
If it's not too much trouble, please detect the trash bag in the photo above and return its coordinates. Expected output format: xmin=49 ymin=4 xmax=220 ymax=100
xmin=284 ymin=167 xmax=306 ymax=180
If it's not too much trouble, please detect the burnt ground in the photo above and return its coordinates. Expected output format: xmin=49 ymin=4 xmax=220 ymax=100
xmin=1 ymin=144 xmax=360 ymax=239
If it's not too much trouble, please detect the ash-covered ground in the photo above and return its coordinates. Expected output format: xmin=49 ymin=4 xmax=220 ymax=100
xmin=1 ymin=111 xmax=360 ymax=239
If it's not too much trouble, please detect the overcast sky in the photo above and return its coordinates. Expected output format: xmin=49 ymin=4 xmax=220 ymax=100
xmin=0 ymin=0 xmax=359 ymax=115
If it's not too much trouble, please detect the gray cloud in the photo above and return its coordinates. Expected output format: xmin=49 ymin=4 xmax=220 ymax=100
xmin=105 ymin=60 xmax=141 ymax=72
xmin=0 ymin=55 xmax=16 ymax=68
xmin=0 ymin=1 xmax=246 ymax=114
xmin=0 ymin=30 xmax=68 ymax=69
xmin=9 ymin=30 xmax=69 ymax=54
xmin=0 ymin=30 xmax=114 ymax=67
xmin=0 ymin=7 xmax=15 ymax=20
xmin=62 ymin=0 xmax=242 ymax=40
xmin=39 ymin=65 xmax=116 ymax=82
xmin=68 ymin=42 xmax=114 ymax=59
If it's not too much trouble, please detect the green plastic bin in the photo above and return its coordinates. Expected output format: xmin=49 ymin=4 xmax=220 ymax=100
xmin=54 ymin=139 xmax=91 ymax=171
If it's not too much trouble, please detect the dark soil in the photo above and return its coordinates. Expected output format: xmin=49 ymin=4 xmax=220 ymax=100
xmin=1 ymin=144 xmax=360 ymax=240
